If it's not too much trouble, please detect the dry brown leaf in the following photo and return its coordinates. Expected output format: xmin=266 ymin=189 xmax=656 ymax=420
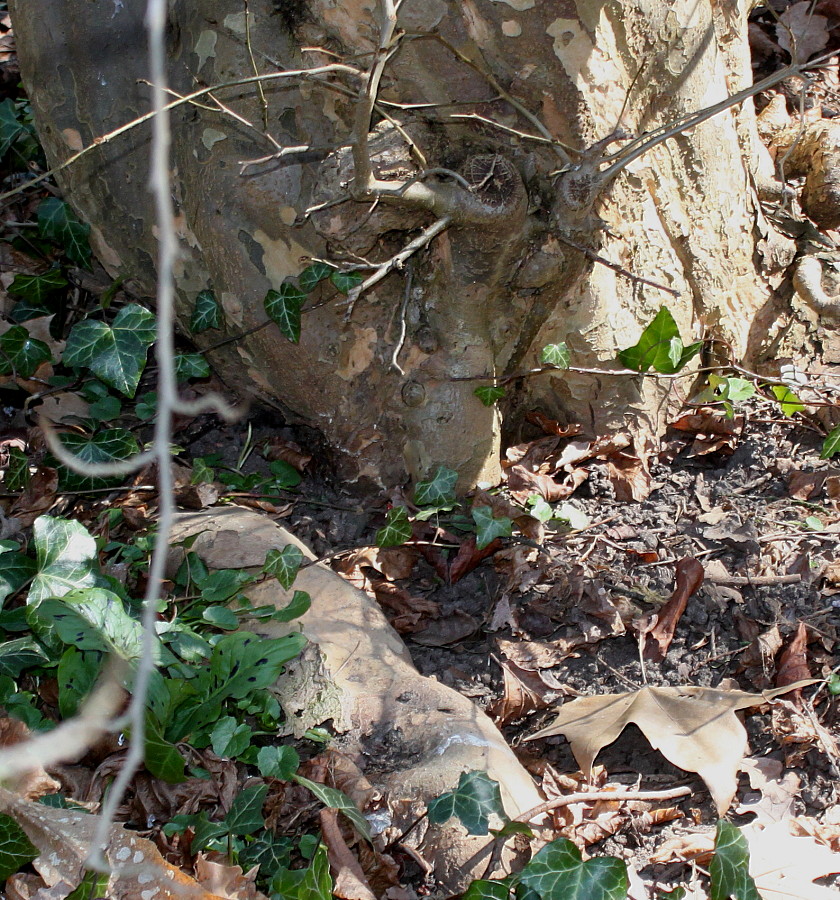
xmin=525 ymin=681 xmax=818 ymax=815
xmin=10 ymin=466 xmax=58 ymax=528
xmin=489 ymin=659 xmax=565 ymax=725
xmin=777 ymin=1 xmax=830 ymax=60
xmin=320 ymin=808 xmax=376 ymax=900
xmin=640 ymin=558 xmax=704 ymax=662
xmin=739 ymin=625 xmax=783 ymax=690
xmin=497 ymin=637 xmax=583 ymax=670
xmin=605 ymin=450 xmax=651 ymax=502
xmin=775 ymin=622 xmax=812 ymax=700
xmin=262 ymin=436 xmax=312 ymax=472
xmin=194 ymin=854 xmax=269 ymax=900
xmin=411 ymin=609 xmax=477 ymax=646
xmin=0 ymin=787 xmax=228 ymax=899
xmin=742 ymin=819 xmax=840 ymax=900
xmin=0 ymin=720 xmax=60 ymax=800
xmin=736 ymin=757 xmax=800 ymax=825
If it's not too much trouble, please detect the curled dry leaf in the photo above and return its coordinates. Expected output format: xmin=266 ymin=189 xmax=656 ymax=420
xmin=775 ymin=622 xmax=812 ymax=701
xmin=320 ymin=808 xmax=377 ymax=900
xmin=0 ymin=720 xmax=60 ymax=800
xmin=0 ymin=787 xmax=230 ymax=899
xmin=639 ymin=558 xmax=705 ymax=662
xmin=736 ymin=757 xmax=800 ymax=825
xmin=489 ymin=658 xmax=567 ymax=725
xmin=194 ymin=853 xmax=269 ymax=900
xmin=525 ymin=681 xmax=819 ymax=815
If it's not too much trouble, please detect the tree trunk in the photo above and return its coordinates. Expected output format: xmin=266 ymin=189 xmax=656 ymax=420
xmin=9 ymin=0 xmax=797 ymax=491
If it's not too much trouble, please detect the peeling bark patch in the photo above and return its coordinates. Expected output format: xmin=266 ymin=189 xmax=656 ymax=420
xmin=336 ymin=327 xmax=377 ymax=380
xmin=223 ymin=11 xmax=247 ymax=34
xmin=193 ymin=30 xmax=217 ymax=73
xmin=61 ymin=128 xmax=83 ymax=151
xmin=252 ymin=228 xmax=307 ymax=287
xmin=280 ymin=206 xmax=297 ymax=226
xmin=547 ymin=18 xmax=592 ymax=78
xmin=502 ymin=20 xmax=522 ymax=37
xmin=221 ymin=291 xmax=244 ymax=326
xmin=201 ymin=128 xmax=227 ymax=151
xmin=238 ymin=230 xmax=266 ymax=278
xmin=491 ymin=0 xmax=534 ymax=9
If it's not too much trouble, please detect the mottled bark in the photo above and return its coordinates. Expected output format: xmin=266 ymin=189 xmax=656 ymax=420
xmin=9 ymin=0 xmax=789 ymax=491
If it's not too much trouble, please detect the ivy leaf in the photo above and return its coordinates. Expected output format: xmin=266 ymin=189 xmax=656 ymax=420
xmin=462 ymin=879 xmax=512 ymax=900
xmin=294 ymin=775 xmax=372 ymax=842
xmin=28 ymin=516 xmax=101 ymax=604
xmin=0 ymin=637 xmax=50 ymax=677
xmin=618 ymin=308 xmax=700 ymax=374
xmin=174 ymin=352 xmax=211 ymax=381
xmin=0 ymin=98 xmax=28 ymax=158
xmin=771 ymin=384 xmax=804 ymax=417
xmin=427 ymin=771 xmax=507 ymax=836
xmin=376 ymin=506 xmax=412 ymax=548
xmin=64 ymin=303 xmax=156 ymax=397
xmin=518 ymin=837 xmax=628 ymax=900
xmin=821 ymin=425 xmax=840 ymax=459
xmin=190 ymin=290 xmax=222 ymax=333
xmin=202 ymin=606 xmax=240 ymax=630
xmin=87 ymin=394 xmax=122 ymax=423
xmin=330 ymin=269 xmax=363 ymax=294
xmin=472 ymin=506 xmax=512 ymax=549
xmin=265 ymin=283 xmax=305 ymax=343
xmin=145 ymin=715 xmax=187 ymax=784
xmin=205 ymin=631 xmax=305 ymax=700
xmin=225 ymin=783 xmax=269 ymax=836
xmin=195 ymin=568 xmax=254 ymax=604
xmin=36 ymin=588 xmax=146 ymax=661
xmin=263 ymin=545 xmax=304 ymax=590
xmin=270 ymin=844 xmax=332 ymax=900
xmin=474 ymin=385 xmax=506 ymax=407
xmin=37 ymin=198 xmax=91 ymax=268
xmin=257 ymin=745 xmax=300 ymax=780
xmin=4 ymin=446 xmax=29 ymax=492
xmin=414 ymin=466 xmax=458 ymax=507
xmin=710 ymin=821 xmax=761 ymax=900
xmin=211 ymin=716 xmax=254 ymax=758
xmin=0 ymin=326 xmax=52 ymax=378
xmin=270 ymin=590 xmax=311 ymax=623
xmin=8 ymin=269 xmax=68 ymax=307
xmin=541 ymin=342 xmax=570 ymax=368
xmin=299 ymin=262 xmax=335 ymax=293
xmin=0 ymin=813 xmax=38 ymax=881
xmin=0 ymin=551 xmax=36 ymax=604
xmin=239 ymin=832 xmax=293 ymax=880
xmin=54 ymin=428 xmax=139 ymax=492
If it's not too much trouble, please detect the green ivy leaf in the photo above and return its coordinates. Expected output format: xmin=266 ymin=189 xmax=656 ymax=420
xmin=211 ymin=716 xmax=254 ymax=758
xmin=518 ymin=838 xmax=628 ymax=900
xmin=414 ymin=466 xmax=458 ymax=507
xmin=0 ymin=637 xmax=50 ymax=677
xmin=0 ymin=98 xmax=28 ymax=158
xmin=265 ymin=283 xmax=305 ymax=343
xmin=270 ymin=590 xmax=311 ymax=623
xmin=263 ymin=545 xmax=304 ymax=590
xmin=8 ymin=269 xmax=68 ymax=307
xmin=206 ymin=632 xmax=305 ymax=700
xmin=822 ymin=425 xmax=840 ymax=459
xmin=472 ymin=506 xmax=512 ymax=549
xmin=463 ymin=879 xmax=512 ymax=900
xmin=257 ymin=745 xmax=300 ymax=780
xmin=190 ymin=290 xmax=222 ymax=333
xmin=270 ymin=844 xmax=332 ymax=900
xmin=540 ymin=342 xmax=570 ymax=368
xmin=54 ymin=428 xmax=139 ymax=492
xmin=28 ymin=516 xmax=101 ymax=604
xmin=0 ymin=813 xmax=38 ymax=881
xmin=294 ymin=775 xmax=372 ymax=842
xmin=330 ymin=270 xmax=363 ymax=294
xmin=202 ymin=606 xmax=240 ymax=630
xmin=771 ymin=384 xmax=804 ymax=417
xmin=0 ymin=551 xmax=36 ymax=604
xmin=145 ymin=715 xmax=187 ymax=784
xmin=0 ymin=325 xmax=52 ymax=378
xmin=36 ymin=588 xmax=146 ymax=660
xmin=135 ymin=391 xmax=158 ymax=420
xmin=239 ymin=832 xmax=293 ymax=880
xmin=376 ymin=506 xmax=412 ymax=548
xmin=427 ymin=771 xmax=507 ymax=836
xmin=299 ymin=262 xmax=335 ymax=293
xmin=195 ymin=569 xmax=254 ymax=604
xmin=87 ymin=394 xmax=122 ymax=423
xmin=64 ymin=303 xmax=156 ymax=397
xmin=710 ymin=821 xmax=761 ymax=900
xmin=225 ymin=783 xmax=269 ymax=836
xmin=37 ymin=198 xmax=91 ymax=268
xmin=474 ymin=385 xmax=506 ymax=407
xmin=4 ymin=446 xmax=29 ymax=493
xmin=174 ymin=352 xmax=211 ymax=381
xmin=618 ymin=308 xmax=700 ymax=374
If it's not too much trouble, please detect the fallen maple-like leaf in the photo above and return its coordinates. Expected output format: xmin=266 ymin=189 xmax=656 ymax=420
xmin=0 ymin=786 xmax=235 ymax=899
xmin=525 ymin=681 xmax=818 ymax=815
